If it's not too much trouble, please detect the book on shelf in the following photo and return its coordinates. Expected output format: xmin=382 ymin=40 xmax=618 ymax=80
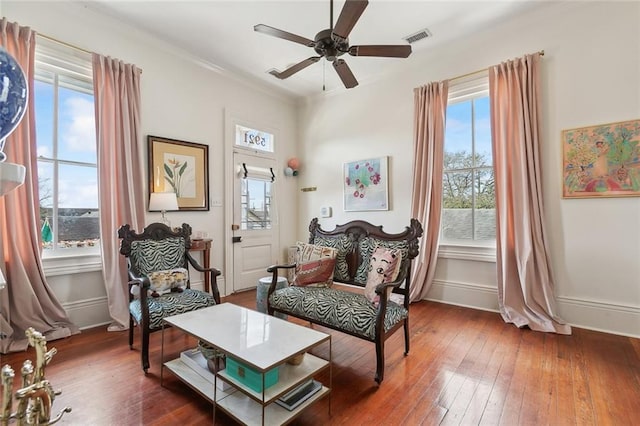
xmin=275 ymin=379 xmax=322 ymax=411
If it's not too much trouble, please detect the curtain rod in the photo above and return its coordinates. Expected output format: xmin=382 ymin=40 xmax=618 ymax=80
xmin=450 ymin=50 xmax=545 ymax=82
xmin=37 ymin=33 xmax=93 ymax=55
xmin=36 ymin=32 xmax=143 ymax=73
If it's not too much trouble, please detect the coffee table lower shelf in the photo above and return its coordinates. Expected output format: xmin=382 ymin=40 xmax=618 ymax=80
xmin=165 ymin=358 xmax=330 ymax=426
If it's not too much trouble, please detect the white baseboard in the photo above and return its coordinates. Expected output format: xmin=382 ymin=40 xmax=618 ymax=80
xmin=426 ymin=279 xmax=499 ymax=313
xmin=556 ymin=296 xmax=640 ymax=338
xmin=424 ymin=279 xmax=640 ymax=338
xmin=62 ymin=296 xmax=111 ymax=330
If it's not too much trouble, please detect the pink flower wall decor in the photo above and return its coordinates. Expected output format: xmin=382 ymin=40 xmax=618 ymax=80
xmin=343 ymin=156 xmax=389 ymax=211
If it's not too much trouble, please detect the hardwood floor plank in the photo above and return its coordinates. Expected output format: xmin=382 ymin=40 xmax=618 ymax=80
xmin=1 ymin=296 xmax=638 ymax=425
xmin=478 ymin=325 xmax=522 ymax=425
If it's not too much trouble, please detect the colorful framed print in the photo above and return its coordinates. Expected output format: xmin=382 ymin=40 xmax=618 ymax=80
xmin=343 ymin=156 xmax=389 ymax=211
xmin=562 ymin=119 xmax=640 ymax=198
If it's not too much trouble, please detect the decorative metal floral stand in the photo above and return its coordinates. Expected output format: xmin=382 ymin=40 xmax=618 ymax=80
xmin=0 ymin=328 xmax=71 ymax=425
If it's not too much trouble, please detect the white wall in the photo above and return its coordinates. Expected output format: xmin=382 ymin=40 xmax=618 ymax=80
xmin=2 ymin=1 xmax=300 ymax=328
xmin=298 ymin=1 xmax=640 ymax=337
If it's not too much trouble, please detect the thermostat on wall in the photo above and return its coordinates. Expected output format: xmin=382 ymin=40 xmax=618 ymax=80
xmin=320 ymin=206 xmax=332 ymax=218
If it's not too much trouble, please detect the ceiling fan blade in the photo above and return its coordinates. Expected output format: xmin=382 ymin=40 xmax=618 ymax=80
xmin=349 ymin=45 xmax=412 ymax=58
xmin=332 ymin=0 xmax=369 ymax=42
xmin=333 ymin=59 xmax=359 ymax=89
xmin=269 ymin=56 xmax=322 ymax=79
xmin=254 ymin=24 xmax=315 ymax=47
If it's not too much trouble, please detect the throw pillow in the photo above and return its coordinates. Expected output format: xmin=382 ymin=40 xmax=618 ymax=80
xmin=354 ymin=237 xmax=409 ymax=284
xmin=364 ymin=247 xmax=403 ymax=306
xmin=311 ymin=234 xmax=354 ymax=281
xmin=293 ymin=242 xmax=337 ymax=287
xmin=146 ymin=267 xmax=189 ymax=296
xmin=293 ymin=257 xmax=337 ymax=287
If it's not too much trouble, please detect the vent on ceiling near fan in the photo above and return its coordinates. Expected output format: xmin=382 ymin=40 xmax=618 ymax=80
xmin=404 ymin=28 xmax=432 ymax=44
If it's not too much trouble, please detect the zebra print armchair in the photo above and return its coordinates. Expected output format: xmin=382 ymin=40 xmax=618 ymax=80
xmin=118 ymin=222 xmax=221 ymax=373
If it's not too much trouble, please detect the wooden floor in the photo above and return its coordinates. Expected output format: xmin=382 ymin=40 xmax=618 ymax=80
xmin=1 ymin=290 xmax=639 ymax=425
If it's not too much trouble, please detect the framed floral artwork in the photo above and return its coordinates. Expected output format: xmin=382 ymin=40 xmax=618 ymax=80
xmin=343 ymin=156 xmax=389 ymax=211
xmin=148 ymin=135 xmax=209 ymax=210
xmin=562 ymin=119 xmax=640 ymax=198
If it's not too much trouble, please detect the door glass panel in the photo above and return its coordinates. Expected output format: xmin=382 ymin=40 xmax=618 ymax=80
xmin=240 ymin=178 xmax=271 ymax=230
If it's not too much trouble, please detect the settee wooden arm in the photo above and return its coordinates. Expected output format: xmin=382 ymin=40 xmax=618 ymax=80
xmin=266 ymin=263 xmax=295 ymax=305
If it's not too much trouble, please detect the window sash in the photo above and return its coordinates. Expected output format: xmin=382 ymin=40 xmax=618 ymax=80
xmin=35 ymin=36 xmax=99 ymax=257
xmin=441 ymin=74 xmax=494 ymax=247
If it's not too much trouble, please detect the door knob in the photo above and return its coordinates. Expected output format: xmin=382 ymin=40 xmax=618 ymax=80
xmin=231 ymin=224 xmax=240 ymax=231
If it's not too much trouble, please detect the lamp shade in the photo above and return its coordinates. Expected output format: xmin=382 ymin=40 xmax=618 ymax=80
xmin=149 ymin=192 xmax=179 ymax=212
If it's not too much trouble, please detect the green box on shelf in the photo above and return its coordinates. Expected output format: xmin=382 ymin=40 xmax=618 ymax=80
xmin=225 ymin=356 xmax=279 ymax=393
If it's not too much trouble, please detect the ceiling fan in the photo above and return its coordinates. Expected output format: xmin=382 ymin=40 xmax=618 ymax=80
xmin=254 ymin=0 xmax=412 ymax=89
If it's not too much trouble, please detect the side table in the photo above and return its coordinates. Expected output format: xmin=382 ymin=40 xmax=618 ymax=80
xmin=256 ymin=276 xmax=288 ymax=320
xmin=190 ymin=238 xmax=212 ymax=292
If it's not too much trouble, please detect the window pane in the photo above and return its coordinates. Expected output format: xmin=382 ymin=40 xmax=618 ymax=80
xmin=34 ymin=79 xmax=54 ymax=159
xmin=58 ymin=87 xmax=96 ymax=164
xmin=474 ymin=96 xmax=492 ymax=164
xmin=235 ymin=125 xmax=274 ymax=153
xmin=58 ymin=164 xmax=98 ymax=209
xmin=474 ymin=168 xmax=496 ymax=240
xmin=442 ymin=171 xmax=473 ymax=240
xmin=241 ymin=178 xmax=272 ymax=230
xmin=37 ymin=161 xmax=54 ymax=209
xmin=444 ymin=100 xmax=472 ymax=162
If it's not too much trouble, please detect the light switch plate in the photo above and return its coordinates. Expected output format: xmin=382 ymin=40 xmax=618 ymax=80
xmin=320 ymin=206 xmax=332 ymax=218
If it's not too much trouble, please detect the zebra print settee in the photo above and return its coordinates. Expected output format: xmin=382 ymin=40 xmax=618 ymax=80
xmin=266 ymin=218 xmax=423 ymax=384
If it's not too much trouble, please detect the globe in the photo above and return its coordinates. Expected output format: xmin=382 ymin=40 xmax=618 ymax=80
xmin=0 ymin=46 xmax=28 ymax=162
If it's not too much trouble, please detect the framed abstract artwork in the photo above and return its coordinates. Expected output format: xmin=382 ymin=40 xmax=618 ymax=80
xmin=343 ymin=156 xmax=389 ymax=211
xmin=148 ymin=135 xmax=209 ymax=210
xmin=562 ymin=119 xmax=640 ymax=198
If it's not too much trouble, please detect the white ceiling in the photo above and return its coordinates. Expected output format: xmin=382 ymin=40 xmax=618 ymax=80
xmin=85 ymin=0 xmax=546 ymax=99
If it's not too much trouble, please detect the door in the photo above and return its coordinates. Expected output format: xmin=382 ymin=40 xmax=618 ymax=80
xmin=232 ymin=151 xmax=279 ymax=292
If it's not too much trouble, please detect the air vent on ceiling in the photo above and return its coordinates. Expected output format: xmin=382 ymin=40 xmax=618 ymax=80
xmin=403 ymin=28 xmax=432 ymax=44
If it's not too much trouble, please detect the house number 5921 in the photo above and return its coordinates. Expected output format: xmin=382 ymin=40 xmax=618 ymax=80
xmin=244 ymin=132 xmax=266 ymax=147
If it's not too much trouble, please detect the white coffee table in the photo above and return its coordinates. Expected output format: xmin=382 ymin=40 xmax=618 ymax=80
xmin=161 ymin=303 xmax=331 ymax=426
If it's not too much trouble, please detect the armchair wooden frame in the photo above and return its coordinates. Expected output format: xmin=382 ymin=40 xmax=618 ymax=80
xmin=118 ymin=222 xmax=221 ymax=373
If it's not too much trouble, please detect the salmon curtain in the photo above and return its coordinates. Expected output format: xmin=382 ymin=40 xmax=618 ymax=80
xmin=409 ymin=81 xmax=448 ymax=302
xmin=489 ymin=52 xmax=571 ymax=334
xmin=93 ymin=54 xmax=145 ymax=331
xmin=0 ymin=19 xmax=79 ymax=353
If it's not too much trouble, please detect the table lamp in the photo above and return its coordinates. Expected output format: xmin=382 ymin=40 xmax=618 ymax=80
xmin=149 ymin=192 xmax=179 ymax=226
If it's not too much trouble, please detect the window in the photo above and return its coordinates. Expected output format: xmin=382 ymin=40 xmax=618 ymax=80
xmin=34 ymin=37 xmax=99 ymax=256
xmin=235 ymin=125 xmax=274 ymax=153
xmin=240 ymin=178 xmax=272 ymax=230
xmin=441 ymin=73 xmax=495 ymax=245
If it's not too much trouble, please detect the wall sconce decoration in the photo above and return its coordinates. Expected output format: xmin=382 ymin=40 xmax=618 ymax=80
xmin=285 ymin=157 xmax=300 ymax=177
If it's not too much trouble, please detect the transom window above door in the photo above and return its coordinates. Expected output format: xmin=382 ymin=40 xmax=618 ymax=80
xmin=235 ymin=125 xmax=274 ymax=153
